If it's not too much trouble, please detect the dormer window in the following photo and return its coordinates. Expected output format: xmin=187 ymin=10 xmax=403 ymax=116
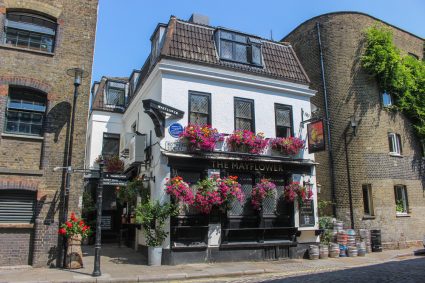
xmin=215 ymin=29 xmax=262 ymax=66
xmin=4 ymin=11 xmax=56 ymax=53
xmin=106 ymin=81 xmax=126 ymax=108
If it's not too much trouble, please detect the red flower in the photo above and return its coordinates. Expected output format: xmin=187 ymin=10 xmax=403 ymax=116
xmin=82 ymin=226 xmax=88 ymax=232
xmin=79 ymin=220 xmax=84 ymax=227
xmin=58 ymin=228 xmax=67 ymax=235
xmin=65 ymin=221 xmax=72 ymax=228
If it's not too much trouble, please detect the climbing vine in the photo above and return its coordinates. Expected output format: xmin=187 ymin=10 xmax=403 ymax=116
xmin=361 ymin=25 xmax=425 ymax=141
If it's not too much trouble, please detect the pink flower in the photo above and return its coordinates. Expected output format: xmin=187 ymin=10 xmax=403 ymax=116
xmin=251 ymin=179 xmax=277 ymax=210
xmin=270 ymin=137 xmax=305 ymax=156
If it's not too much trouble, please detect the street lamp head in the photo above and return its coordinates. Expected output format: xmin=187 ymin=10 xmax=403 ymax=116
xmin=66 ymin=67 xmax=88 ymax=86
xmin=350 ymin=115 xmax=359 ymax=136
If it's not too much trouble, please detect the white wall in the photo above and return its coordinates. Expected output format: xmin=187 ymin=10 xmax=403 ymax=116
xmin=86 ymin=111 xmax=124 ymax=168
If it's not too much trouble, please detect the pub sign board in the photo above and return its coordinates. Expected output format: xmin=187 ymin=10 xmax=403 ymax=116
xmin=307 ymin=120 xmax=325 ymax=153
xmin=299 ymin=200 xmax=315 ymax=227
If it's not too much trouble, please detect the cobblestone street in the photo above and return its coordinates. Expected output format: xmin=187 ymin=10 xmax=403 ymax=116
xmin=197 ymin=256 xmax=425 ymax=283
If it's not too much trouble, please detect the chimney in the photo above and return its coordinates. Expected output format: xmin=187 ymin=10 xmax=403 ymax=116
xmin=189 ymin=13 xmax=209 ymax=25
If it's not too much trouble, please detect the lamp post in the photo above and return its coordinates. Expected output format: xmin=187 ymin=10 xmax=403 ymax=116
xmin=62 ymin=67 xmax=88 ymax=266
xmin=92 ymin=162 xmax=104 ymax=277
xmin=344 ymin=115 xmax=359 ymax=229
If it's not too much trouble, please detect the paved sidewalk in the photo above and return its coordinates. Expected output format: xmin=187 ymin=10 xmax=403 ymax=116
xmin=0 ymin=245 xmax=422 ymax=283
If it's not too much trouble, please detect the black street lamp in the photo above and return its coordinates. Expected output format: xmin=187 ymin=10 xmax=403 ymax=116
xmin=92 ymin=162 xmax=104 ymax=277
xmin=62 ymin=67 xmax=88 ymax=266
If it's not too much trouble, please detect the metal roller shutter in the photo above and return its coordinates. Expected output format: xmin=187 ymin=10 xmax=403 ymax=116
xmin=0 ymin=190 xmax=36 ymax=223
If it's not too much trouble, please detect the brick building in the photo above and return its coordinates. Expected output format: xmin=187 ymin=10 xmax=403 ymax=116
xmin=0 ymin=0 xmax=98 ymax=266
xmin=284 ymin=12 xmax=425 ymax=247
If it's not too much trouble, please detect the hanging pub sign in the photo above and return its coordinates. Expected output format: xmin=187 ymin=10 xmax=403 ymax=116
xmin=307 ymin=120 xmax=325 ymax=153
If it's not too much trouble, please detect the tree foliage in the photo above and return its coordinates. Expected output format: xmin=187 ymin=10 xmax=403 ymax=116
xmin=361 ymin=25 xmax=425 ymax=141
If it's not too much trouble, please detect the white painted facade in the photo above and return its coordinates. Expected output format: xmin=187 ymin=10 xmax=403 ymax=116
xmin=121 ymin=59 xmax=320 ymax=247
xmin=85 ymin=111 xmax=123 ymax=168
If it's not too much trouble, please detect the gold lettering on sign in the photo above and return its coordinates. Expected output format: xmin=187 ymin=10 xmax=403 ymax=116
xmin=212 ymin=161 xmax=287 ymax=172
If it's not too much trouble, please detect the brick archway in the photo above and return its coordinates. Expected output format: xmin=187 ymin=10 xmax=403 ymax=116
xmin=0 ymin=76 xmax=52 ymax=94
xmin=2 ymin=0 xmax=62 ymax=19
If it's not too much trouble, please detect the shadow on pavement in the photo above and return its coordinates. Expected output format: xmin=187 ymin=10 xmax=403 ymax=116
xmin=264 ymin=257 xmax=425 ymax=283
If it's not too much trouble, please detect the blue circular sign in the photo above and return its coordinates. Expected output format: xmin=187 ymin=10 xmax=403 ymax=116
xmin=169 ymin=123 xmax=184 ymax=138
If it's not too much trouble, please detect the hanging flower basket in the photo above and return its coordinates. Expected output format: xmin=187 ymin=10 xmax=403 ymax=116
xmin=103 ymin=155 xmax=124 ymax=173
xmin=227 ymin=130 xmax=268 ymax=154
xmin=284 ymin=182 xmax=313 ymax=206
xmin=270 ymin=137 xmax=305 ymax=157
xmin=179 ymin=124 xmax=223 ymax=152
xmin=165 ymin=176 xmax=195 ymax=205
xmin=251 ymin=179 xmax=277 ymax=211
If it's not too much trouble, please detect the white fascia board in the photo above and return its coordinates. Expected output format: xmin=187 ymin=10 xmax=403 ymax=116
xmin=158 ymin=59 xmax=317 ymax=97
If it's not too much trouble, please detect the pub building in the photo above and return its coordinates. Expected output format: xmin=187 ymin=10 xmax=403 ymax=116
xmin=87 ymin=14 xmax=320 ymax=263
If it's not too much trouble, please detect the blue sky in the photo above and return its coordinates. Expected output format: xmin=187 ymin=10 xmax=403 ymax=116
xmin=91 ymin=0 xmax=425 ymax=82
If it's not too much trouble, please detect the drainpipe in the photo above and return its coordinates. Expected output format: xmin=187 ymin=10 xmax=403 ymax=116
xmin=344 ymin=129 xmax=355 ymax=229
xmin=316 ymin=22 xmax=337 ymax=217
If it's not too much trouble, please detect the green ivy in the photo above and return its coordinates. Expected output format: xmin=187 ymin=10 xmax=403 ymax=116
xmin=361 ymin=25 xmax=425 ymax=141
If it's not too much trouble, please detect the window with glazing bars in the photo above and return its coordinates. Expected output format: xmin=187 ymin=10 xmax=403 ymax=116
xmin=234 ymin=98 xmax=254 ymax=132
xmin=4 ymin=87 xmax=46 ymax=136
xmin=189 ymin=91 xmax=211 ymax=125
xmin=216 ymin=30 xmax=262 ymax=66
xmin=275 ymin=104 xmax=293 ymax=138
xmin=106 ymin=81 xmax=126 ymax=107
xmin=102 ymin=133 xmax=120 ymax=158
xmin=4 ymin=12 xmax=56 ymax=53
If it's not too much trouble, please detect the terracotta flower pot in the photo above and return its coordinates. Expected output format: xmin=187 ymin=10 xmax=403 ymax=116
xmin=66 ymin=234 xmax=83 ymax=269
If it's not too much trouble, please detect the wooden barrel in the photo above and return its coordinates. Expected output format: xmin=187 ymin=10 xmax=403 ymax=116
xmin=319 ymin=244 xmax=329 ymax=259
xmin=329 ymin=243 xmax=339 ymax=258
xmin=309 ymin=245 xmax=320 ymax=260
xmin=347 ymin=246 xmax=358 ymax=257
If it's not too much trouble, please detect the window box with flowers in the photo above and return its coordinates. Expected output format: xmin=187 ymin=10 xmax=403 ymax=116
xmin=179 ymin=124 xmax=223 ymax=152
xmin=58 ymin=212 xmax=92 ymax=269
xmin=95 ymin=155 xmax=124 ymax=173
xmin=226 ymin=130 xmax=268 ymax=154
xmin=270 ymin=137 xmax=305 ymax=158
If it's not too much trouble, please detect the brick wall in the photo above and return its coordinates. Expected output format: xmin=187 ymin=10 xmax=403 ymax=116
xmin=284 ymin=12 xmax=425 ymax=246
xmin=0 ymin=228 xmax=34 ymax=266
xmin=0 ymin=0 xmax=98 ymax=267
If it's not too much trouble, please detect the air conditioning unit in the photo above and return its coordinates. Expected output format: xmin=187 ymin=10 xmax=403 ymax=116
xmin=128 ymin=135 xmax=147 ymax=167
xmin=120 ymin=133 xmax=134 ymax=156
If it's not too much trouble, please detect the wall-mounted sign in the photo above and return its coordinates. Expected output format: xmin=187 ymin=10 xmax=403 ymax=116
xmin=299 ymin=200 xmax=315 ymax=227
xmin=307 ymin=120 xmax=325 ymax=153
xmin=169 ymin=123 xmax=184 ymax=138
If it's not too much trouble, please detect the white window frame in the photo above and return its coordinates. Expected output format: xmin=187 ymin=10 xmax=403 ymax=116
xmin=394 ymin=185 xmax=408 ymax=215
xmin=388 ymin=133 xmax=402 ymax=156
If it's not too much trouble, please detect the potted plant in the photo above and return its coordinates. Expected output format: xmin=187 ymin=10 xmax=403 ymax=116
xmin=270 ymin=136 xmax=305 ymax=157
xmin=58 ymin=212 xmax=92 ymax=269
xmin=135 ymin=201 xmax=177 ymax=266
xmin=193 ymin=177 xmax=223 ymax=214
xmin=179 ymin=124 xmax=223 ymax=152
xmin=251 ymin=179 xmax=277 ymax=211
xmin=227 ymin=130 xmax=268 ymax=154
xmin=284 ymin=182 xmax=313 ymax=206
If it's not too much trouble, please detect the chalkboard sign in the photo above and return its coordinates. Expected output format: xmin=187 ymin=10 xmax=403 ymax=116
xmin=101 ymin=215 xmax=112 ymax=230
xmin=299 ymin=200 xmax=315 ymax=227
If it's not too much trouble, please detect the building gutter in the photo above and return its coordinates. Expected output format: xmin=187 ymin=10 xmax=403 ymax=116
xmin=316 ymin=22 xmax=337 ymax=216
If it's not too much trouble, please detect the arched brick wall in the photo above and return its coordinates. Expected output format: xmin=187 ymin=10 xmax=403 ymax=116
xmin=2 ymin=0 xmax=62 ymax=19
